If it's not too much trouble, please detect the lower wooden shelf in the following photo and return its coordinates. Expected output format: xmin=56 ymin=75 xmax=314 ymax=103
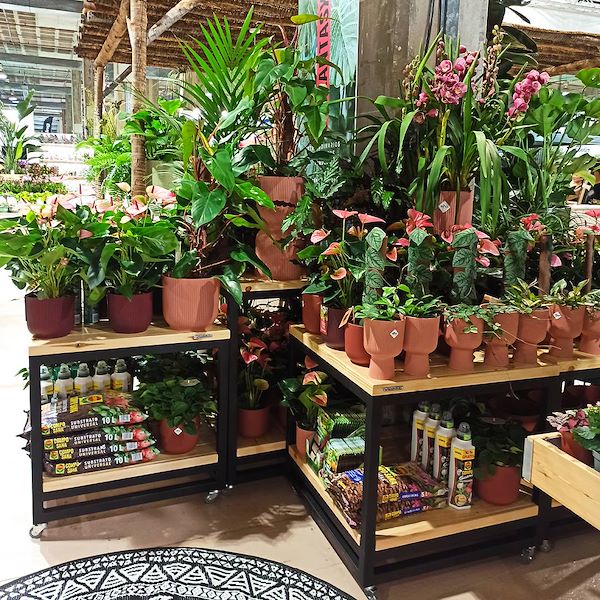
xmin=237 ymin=420 xmax=286 ymax=458
xmin=289 ymin=445 xmax=539 ymax=552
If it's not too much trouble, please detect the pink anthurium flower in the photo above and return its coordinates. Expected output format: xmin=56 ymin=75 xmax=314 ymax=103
xmin=303 ymin=371 xmax=326 ymax=385
xmin=240 ymin=349 xmax=259 ymax=365
xmin=585 ymin=209 xmax=600 ymax=219
xmin=358 ymin=213 xmax=385 ymax=225
xmin=386 ymin=247 xmax=398 ymax=262
xmin=331 ymin=267 xmax=347 ymax=280
xmin=332 ymin=209 xmax=358 ymax=219
xmin=312 ymin=392 xmax=328 ymax=406
xmin=310 ymin=229 xmax=329 ymax=243
xmin=476 ymin=256 xmax=491 ymax=267
xmin=146 ymin=185 xmax=176 ymax=206
xmin=304 ymin=355 xmax=319 ymax=370
xmin=78 ymin=229 xmax=93 ymax=239
xmin=248 ymin=337 xmax=268 ymax=350
xmin=406 ymin=209 xmax=433 ymax=233
xmin=125 ymin=197 xmax=147 ymax=219
xmin=321 ymin=242 xmax=342 ymax=256
xmin=551 ymin=254 xmax=562 ymax=267
xmin=393 ymin=237 xmax=410 ymax=247
xmin=478 ymin=238 xmax=500 ymax=256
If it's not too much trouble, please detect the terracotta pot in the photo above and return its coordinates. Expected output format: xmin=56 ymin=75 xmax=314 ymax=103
xmin=510 ymin=414 xmax=540 ymax=433
xmin=483 ymin=311 xmax=519 ymax=367
xmin=513 ymin=308 xmax=549 ymax=364
xmin=579 ymin=309 xmax=600 ymax=355
xmin=296 ymin=424 xmax=315 ymax=458
xmin=562 ymin=384 xmax=600 ymax=409
xmin=476 ymin=465 xmax=521 ymax=505
xmin=238 ymin=406 xmax=270 ymax=439
xmin=363 ymin=318 xmax=406 ymax=380
xmin=403 ymin=316 xmax=440 ymax=377
xmin=433 ymin=189 xmax=474 ymax=234
xmin=345 ymin=323 xmax=370 ymax=366
xmin=107 ymin=292 xmax=153 ymax=333
xmin=25 ymin=294 xmax=74 ymax=339
xmin=560 ymin=431 xmax=593 ymax=465
xmin=324 ymin=307 xmax=347 ymax=350
xmin=302 ymin=294 xmax=322 ymax=334
xmin=444 ymin=316 xmax=484 ymax=372
xmin=255 ymin=230 xmax=305 ymax=281
xmin=258 ymin=175 xmax=304 ymax=206
xmin=548 ymin=305 xmax=585 ymax=359
xmin=158 ymin=418 xmax=199 ymax=454
xmin=162 ymin=275 xmax=219 ymax=332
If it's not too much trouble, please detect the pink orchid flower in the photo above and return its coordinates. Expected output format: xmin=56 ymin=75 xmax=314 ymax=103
xmin=331 ymin=267 xmax=347 ymax=280
xmin=332 ymin=209 xmax=358 ymax=219
xmin=406 ymin=209 xmax=433 ymax=234
xmin=358 ymin=213 xmax=385 ymax=225
xmin=322 ymin=242 xmax=342 ymax=256
xmin=310 ymin=229 xmax=330 ymax=243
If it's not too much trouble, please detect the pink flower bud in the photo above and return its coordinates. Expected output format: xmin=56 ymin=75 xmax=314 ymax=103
xmin=459 ymin=45 xmax=467 ymax=54
xmin=539 ymin=71 xmax=550 ymax=84
xmin=439 ymin=59 xmax=453 ymax=73
xmin=454 ymin=57 xmax=467 ymax=73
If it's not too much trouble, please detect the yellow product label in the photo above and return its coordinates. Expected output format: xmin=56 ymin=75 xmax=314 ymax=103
xmin=437 ymin=435 xmax=453 ymax=448
xmin=380 ymin=466 xmax=397 ymax=486
xmin=415 ymin=418 xmax=425 ymax=431
xmin=426 ymin=425 xmax=437 ymax=438
xmin=453 ymin=447 xmax=475 ymax=461
xmin=383 ymin=510 xmax=402 ymax=521
xmin=68 ymin=397 xmax=79 ymax=414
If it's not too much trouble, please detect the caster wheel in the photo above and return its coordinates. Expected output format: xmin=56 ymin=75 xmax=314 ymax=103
xmin=364 ymin=586 xmax=377 ymax=600
xmin=539 ymin=539 xmax=553 ymax=553
xmin=205 ymin=490 xmax=220 ymax=504
xmin=29 ymin=524 xmax=47 ymax=539
xmin=222 ymin=485 xmax=233 ymax=496
xmin=520 ymin=546 xmax=536 ymax=563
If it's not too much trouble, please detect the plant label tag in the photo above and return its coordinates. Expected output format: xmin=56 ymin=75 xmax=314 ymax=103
xmin=438 ymin=200 xmax=451 ymax=213
xmin=174 ymin=427 xmax=183 ymax=436
xmin=319 ymin=305 xmax=328 ymax=336
xmin=552 ymin=311 xmax=562 ymax=320
xmin=390 ymin=329 xmax=399 ymax=339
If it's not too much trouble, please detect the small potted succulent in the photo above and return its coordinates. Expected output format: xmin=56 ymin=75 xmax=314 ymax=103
xmin=580 ymin=290 xmax=600 ymax=356
xmin=573 ymin=404 xmax=600 ymax=472
xmin=481 ymin=302 xmax=519 ymax=368
xmin=504 ymin=279 xmax=549 ymax=364
xmin=547 ymin=407 xmax=593 ymax=465
xmin=444 ymin=304 xmax=486 ymax=372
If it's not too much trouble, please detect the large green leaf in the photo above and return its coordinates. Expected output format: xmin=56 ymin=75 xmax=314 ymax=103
xmin=230 ymin=243 xmax=272 ymax=279
xmin=235 ymin=181 xmax=274 ymax=209
xmin=191 ymin=186 xmax=227 ymax=227
xmin=204 ymin=149 xmax=235 ymax=192
xmin=577 ymin=68 xmax=600 ymax=89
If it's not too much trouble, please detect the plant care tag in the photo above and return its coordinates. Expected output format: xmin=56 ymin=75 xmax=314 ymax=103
xmin=552 ymin=311 xmax=562 ymax=320
xmin=438 ymin=200 xmax=451 ymax=213
xmin=174 ymin=427 xmax=183 ymax=436
xmin=390 ymin=329 xmax=399 ymax=339
xmin=319 ymin=305 xmax=328 ymax=336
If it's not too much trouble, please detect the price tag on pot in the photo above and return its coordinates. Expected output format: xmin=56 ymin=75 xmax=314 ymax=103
xmin=319 ymin=305 xmax=328 ymax=336
xmin=174 ymin=427 xmax=183 ymax=436
xmin=390 ymin=329 xmax=399 ymax=339
xmin=438 ymin=200 xmax=451 ymax=213
xmin=552 ymin=311 xmax=562 ymax=320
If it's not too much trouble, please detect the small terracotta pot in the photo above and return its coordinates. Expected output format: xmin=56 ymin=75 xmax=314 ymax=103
xmin=579 ymin=309 xmax=600 ymax=355
xmin=560 ymin=431 xmax=593 ymax=465
xmin=476 ymin=465 xmax=521 ymax=505
xmin=548 ymin=305 xmax=585 ymax=359
xmin=483 ymin=311 xmax=519 ymax=367
xmin=324 ymin=307 xmax=347 ymax=350
xmin=296 ymin=424 xmax=315 ymax=458
xmin=404 ymin=316 xmax=440 ymax=377
xmin=302 ymin=294 xmax=322 ymax=334
xmin=433 ymin=189 xmax=474 ymax=234
xmin=25 ymin=294 xmax=74 ymax=339
xmin=162 ymin=275 xmax=219 ymax=332
xmin=238 ymin=406 xmax=271 ymax=438
xmin=158 ymin=418 xmax=199 ymax=454
xmin=444 ymin=316 xmax=484 ymax=372
xmin=363 ymin=318 xmax=406 ymax=380
xmin=513 ymin=308 xmax=549 ymax=364
xmin=107 ymin=292 xmax=153 ymax=333
xmin=345 ymin=323 xmax=370 ymax=366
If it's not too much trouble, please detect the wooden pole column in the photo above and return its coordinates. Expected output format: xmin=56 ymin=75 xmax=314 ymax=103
xmin=130 ymin=0 xmax=148 ymax=197
xmin=538 ymin=234 xmax=552 ymax=296
xmin=93 ymin=66 xmax=104 ymax=138
xmin=585 ymin=234 xmax=595 ymax=293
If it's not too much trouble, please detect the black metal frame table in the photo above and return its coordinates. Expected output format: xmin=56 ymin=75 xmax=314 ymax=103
xmin=28 ymin=322 xmax=231 ymax=538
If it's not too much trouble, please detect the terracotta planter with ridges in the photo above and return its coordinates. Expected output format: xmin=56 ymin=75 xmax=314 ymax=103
xmin=404 ymin=316 xmax=441 ymax=377
xmin=433 ymin=189 xmax=474 ymax=234
xmin=302 ymin=294 xmax=322 ymax=334
xmin=579 ymin=309 xmax=600 ymax=355
xmin=549 ymin=305 xmax=585 ymax=359
xmin=162 ymin=275 xmax=219 ymax=332
xmin=345 ymin=323 xmax=370 ymax=366
xmin=108 ymin=292 xmax=153 ymax=334
xmin=483 ymin=311 xmax=519 ymax=367
xmin=513 ymin=308 xmax=549 ymax=364
xmin=363 ymin=318 xmax=406 ymax=380
xmin=444 ymin=316 xmax=484 ymax=372
xmin=25 ymin=294 xmax=74 ymax=339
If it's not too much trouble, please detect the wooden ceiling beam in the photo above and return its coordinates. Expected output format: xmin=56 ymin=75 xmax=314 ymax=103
xmin=147 ymin=0 xmax=201 ymax=44
xmin=94 ymin=0 xmax=129 ymax=67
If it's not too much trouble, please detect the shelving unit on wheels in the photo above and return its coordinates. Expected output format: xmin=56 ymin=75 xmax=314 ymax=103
xmin=28 ymin=323 xmax=231 ymax=537
xmin=226 ymin=279 xmax=306 ymax=485
xmin=287 ymin=324 xmax=567 ymax=597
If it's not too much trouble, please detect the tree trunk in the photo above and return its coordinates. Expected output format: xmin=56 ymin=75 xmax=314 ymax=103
xmin=585 ymin=234 xmax=595 ymax=293
xmin=538 ymin=234 xmax=552 ymax=296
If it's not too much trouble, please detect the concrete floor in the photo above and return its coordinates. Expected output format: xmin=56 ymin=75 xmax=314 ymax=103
xmin=1 ymin=272 xmax=600 ymax=600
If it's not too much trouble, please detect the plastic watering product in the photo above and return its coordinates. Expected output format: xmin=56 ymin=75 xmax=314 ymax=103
xmin=74 ymin=363 xmax=93 ymax=395
xmin=422 ymin=403 xmax=442 ymax=474
xmin=410 ymin=401 xmax=430 ymax=463
xmin=433 ymin=411 xmax=455 ymax=484
xmin=111 ymin=359 xmax=132 ymax=391
xmin=93 ymin=361 xmax=111 ymax=392
xmin=448 ymin=422 xmax=475 ymax=510
xmin=54 ymin=364 xmax=74 ymax=399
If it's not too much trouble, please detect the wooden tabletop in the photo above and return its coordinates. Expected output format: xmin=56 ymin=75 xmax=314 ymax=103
xmin=240 ymin=279 xmax=308 ymax=293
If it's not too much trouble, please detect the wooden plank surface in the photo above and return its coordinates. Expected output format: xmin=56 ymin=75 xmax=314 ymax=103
xmin=29 ymin=322 xmax=230 ymax=357
xmin=240 ymin=279 xmax=307 ymax=293
xmin=237 ymin=420 xmax=286 ymax=457
xmin=539 ymin=348 xmax=600 ymax=374
xmin=290 ymin=325 xmax=560 ymax=397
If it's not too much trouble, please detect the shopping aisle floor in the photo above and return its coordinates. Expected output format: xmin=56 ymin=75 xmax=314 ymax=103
xmin=1 ymin=272 xmax=600 ymax=600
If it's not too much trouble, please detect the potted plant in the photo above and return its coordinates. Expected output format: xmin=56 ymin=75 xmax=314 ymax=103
xmin=481 ymin=302 xmax=519 ymax=367
xmin=504 ymin=279 xmax=549 ymax=364
xmin=444 ymin=304 xmax=485 ymax=372
xmin=573 ymin=404 xmax=600 ymax=472
xmin=473 ymin=418 xmax=526 ymax=505
xmin=580 ymin=290 xmax=600 ymax=356
xmin=133 ymin=378 xmax=216 ymax=454
xmin=545 ymin=279 xmax=588 ymax=359
xmin=547 ymin=408 xmax=593 ymax=465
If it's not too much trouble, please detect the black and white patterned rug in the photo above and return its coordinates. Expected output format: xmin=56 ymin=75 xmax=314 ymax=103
xmin=0 ymin=547 xmax=355 ymax=600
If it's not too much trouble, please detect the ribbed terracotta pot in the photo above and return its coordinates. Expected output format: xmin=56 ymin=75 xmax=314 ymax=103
xmin=560 ymin=431 xmax=593 ymax=465
xmin=302 ymin=294 xmax=322 ymax=334
xmin=238 ymin=406 xmax=270 ymax=439
xmin=363 ymin=318 xmax=406 ymax=380
xmin=433 ymin=189 xmax=474 ymax=234
xmin=579 ymin=309 xmax=600 ymax=355
xmin=162 ymin=275 xmax=219 ymax=332
xmin=549 ymin=305 xmax=585 ymax=359
xmin=324 ymin=307 xmax=347 ymax=350
xmin=296 ymin=424 xmax=315 ymax=458
xmin=476 ymin=465 xmax=521 ymax=505
xmin=107 ymin=292 xmax=153 ymax=334
xmin=513 ymin=308 xmax=549 ymax=364
xmin=483 ymin=311 xmax=519 ymax=367
xmin=444 ymin=316 xmax=484 ymax=372
xmin=404 ymin=316 xmax=440 ymax=377
xmin=345 ymin=323 xmax=370 ymax=366
xmin=258 ymin=175 xmax=304 ymax=206
xmin=25 ymin=294 xmax=74 ymax=339
xmin=158 ymin=418 xmax=199 ymax=454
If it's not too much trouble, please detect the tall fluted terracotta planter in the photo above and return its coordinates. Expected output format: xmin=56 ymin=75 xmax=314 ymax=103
xmin=444 ymin=316 xmax=484 ymax=372
xmin=579 ymin=308 xmax=600 ymax=355
xmin=302 ymin=293 xmax=322 ymax=334
xmin=483 ymin=311 xmax=519 ymax=367
xmin=363 ymin=318 xmax=406 ymax=380
xmin=513 ymin=308 xmax=549 ymax=364
xmin=108 ymin=292 xmax=153 ymax=334
xmin=433 ymin=189 xmax=474 ymax=235
xmin=25 ymin=294 xmax=75 ymax=339
xmin=404 ymin=316 xmax=441 ymax=376
xmin=549 ymin=305 xmax=585 ymax=359
xmin=162 ymin=275 xmax=219 ymax=332
xmin=345 ymin=323 xmax=370 ymax=366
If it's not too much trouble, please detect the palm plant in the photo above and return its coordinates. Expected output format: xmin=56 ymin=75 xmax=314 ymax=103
xmin=0 ymin=91 xmax=40 ymax=173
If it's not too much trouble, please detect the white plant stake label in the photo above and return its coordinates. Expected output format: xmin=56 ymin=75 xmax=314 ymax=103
xmin=552 ymin=311 xmax=562 ymax=320
xmin=390 ymin=329 xmax=399 ymax=339
xmin=438 ymin=201 xmax=451 ymax=213
xmin=174 ymin=427 xmax=183 ymax=436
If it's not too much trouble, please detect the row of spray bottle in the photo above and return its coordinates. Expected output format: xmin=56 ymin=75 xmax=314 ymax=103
xmin=40 ymin=359 xmax=132 ymax=401
xmin=410 ymin=401 xmax=474 ymax=510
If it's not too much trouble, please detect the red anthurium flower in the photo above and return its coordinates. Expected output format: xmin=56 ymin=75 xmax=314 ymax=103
xmin=478 ymin=238 xmax=500 ymax=256
xmin=386 ymin=247 xmax=398 ymax=261
xmin=475 ymin=256 xmax=491 ymax=267
xmin=331 ymin=267 xmax=347 ymax=280
xmin=358 ymin=213 xmax=385 ymax=225
xmin=312 ymin=392 xmax=328 ymax=406
xmin=322 ymin=242 xmax=342 ymax=256
xmin=332 ymin=209 xmax=358 ymax=219
xmin=303 ymin=371 xmax=325 ymax=385
xmin=78 ymin=229 xmax=93 ymax=239
xmin=240 ymin=349 xmax=258 ymax=365
xmin=394 ymin=237 xmax=410 ymax=247
xmin=304 ymin=355 xmax=318 ymax=370
xmin=406 ymin=209 xmax=433 ymax=234
xmin=585 ymin=209 xmax=600 ymax=219
xmin=551 ymin=254 xmax=562 ymax=267
xmin=310 ymin=229 xmax=329 ymax=243
xmin=248 ymin=337 xmax=268 ymax=350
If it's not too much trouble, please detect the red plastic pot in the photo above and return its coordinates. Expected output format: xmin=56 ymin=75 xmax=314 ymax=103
xmin=404 ymin=316 xmax=440 ymax=377
xmin=513 ymin=308 xmax=549 ymax=364
xmin=324 ymin=307 xmax=347 ymax=350
xmin=162 ymin=275 xmax=219 ymax=331
xmin=444 ymin=316 xmax=484 ymax=372
xmin=302 ymin=294 xmax=322 ymax=334
xmin=579 ymin=308 xmax=600 ymax=355
xmin=476 ymin=465 xmax=521 ymax=505
xmin=363 ymin=318 xmax=405 ymax=380
xmin=345 ymin=323 xmax=370 ymax=366
xmin=296 ymin=424 xmax=315 ymax=458
xmin=238 ymin=406 xmax=270 ymax=439
xmin=549 ymin=305 xmax=585 ymax=359
xmin=560 ymin=431 xmax=593 ymax=465
xmin=25 ymin=294 xmax=74 ymax=339
xmin=107 ymin=292 xmax=153 ymax=333
xmin=158 ymin=418 xmax=200 ymax=454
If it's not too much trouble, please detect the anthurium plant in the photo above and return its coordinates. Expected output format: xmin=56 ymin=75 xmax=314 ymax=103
xmin=239 ymin=337 xmax=273 ymax=410
xmin=279 ymin=369 xmax=330 ymax=430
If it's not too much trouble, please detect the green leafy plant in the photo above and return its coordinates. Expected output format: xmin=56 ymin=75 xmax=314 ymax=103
xmin=504 ymin=279 xmax=549 ymax=314
xmin=480 ymin=301 xmax=518 ymax=336
xmin=0 ymin=92 xmax=40 ymax=173
xmin=503 ymin=229 xmax=534 ymax=288
xmin=444 ymin=304 xmax=487 ymax=333
xmin=573 ymin=405 xmax=600 ymax=453
xmin=450 ymin=227 xmax=478 ymax=304
xmin=399 ymin=286 xmax=445 ymax=318
xmin=0 ymin=181 xmax=67 ymax=196
xmin=546 ymin=279 xmax=589 ymax=308
xmin=354 ymin=285 xmax=405 ymax=321
xmin=279 ymin=371 xmax=330 ymax=430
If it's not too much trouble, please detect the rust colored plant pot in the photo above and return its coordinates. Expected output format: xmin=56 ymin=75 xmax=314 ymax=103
xmin=476 ymin=465 xmax=521 ymax=505
xmin=25 ymin=294 xmax=74 ymax=339
xmin=433 ymin=189 xmax=474 ymax=235
xmin=324 ymin=307 xmax=347 ymax=350
xmin=162 ymin=275 xmax=219 ymax=332
xmin=444 ymin=316 xmax=484 ymax=372
xmin=302 ymin=294 xmax=322 ymax=334
xmin=404 ymin=316 xmax=441 ymax=377
xmin=107 ymin=292 xmax=153 ymax=334
xmin=296 ymin=424 xmax=315 ymax=458
xmin=255 ymin=230 xmax=305 ymax=281
xmin=513 ymin=308 xmax=549 ymax=364
xmin=258 ymin=175 xmax=304 ymax=206
xmin=158 ymin=418 xmax=199 ymax=454
xmin=510 ymin=413 xmax=540 ymax=433
xmin=579 ymin=308 xmax=600 ymax=355
xmin=238 ymin=406 xmax=271 ymax=439
xmin=363 ymin=318 xmax=406 ymax=380
xmin=483 ymin=311 xmax=519 ymax=368
xmin=549 ymin=305 xmax=585 ymax=359
xmin=560 ymin=431 xmax=593 ymax=465
xmin=345 ymin=323 xmax=370 ymax=367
